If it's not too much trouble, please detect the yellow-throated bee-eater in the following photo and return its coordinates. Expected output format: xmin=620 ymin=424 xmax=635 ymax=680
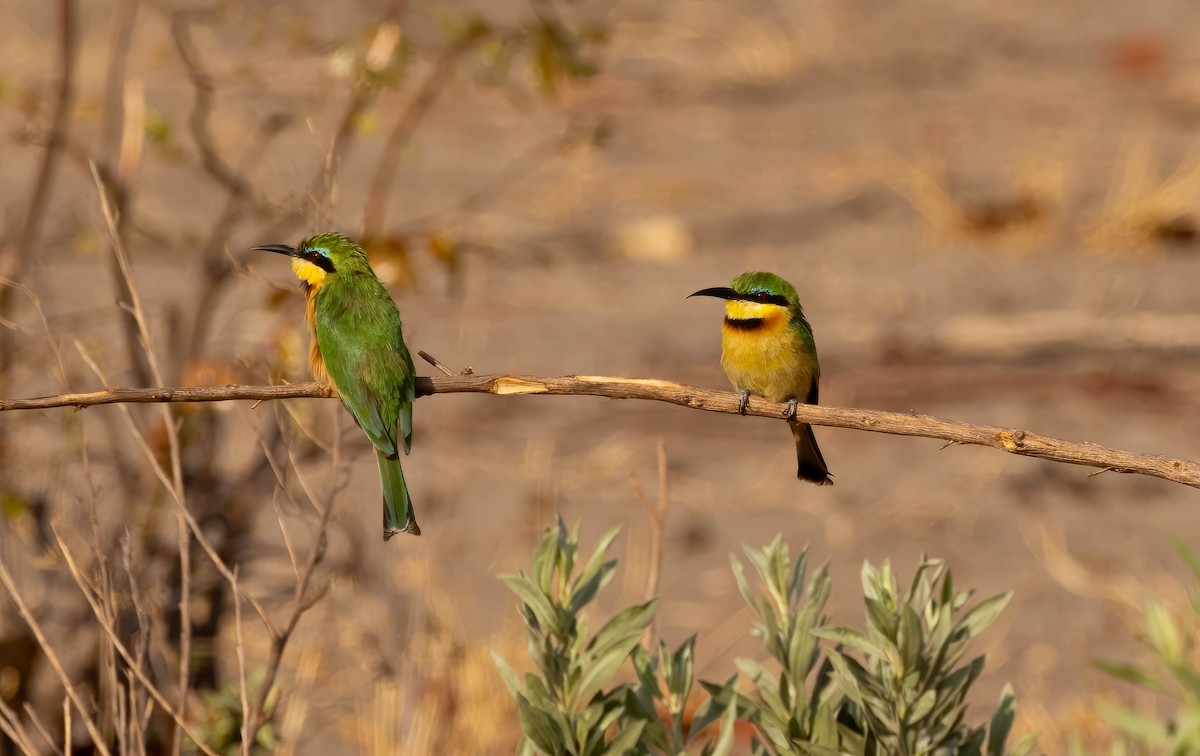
xmin=690 ymin=271 xmax=833 ymax=485
xmin=255 ymin=232 xmax=421 ymax=539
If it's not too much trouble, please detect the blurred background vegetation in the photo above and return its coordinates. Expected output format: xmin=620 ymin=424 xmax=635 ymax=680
xmin=1 ymin=0 xmax=1199 ymax=752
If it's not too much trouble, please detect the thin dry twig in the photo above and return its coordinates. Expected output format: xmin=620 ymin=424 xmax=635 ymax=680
xmin=0 ymin=558 xmax=111 ymax=755
xmin=232 ymin=567 xmax=251 ymax=756
xmin=362 ymin=38 xmax=474 ymax=238
xmin=169 ymin=11 xmax=249 ymax=198
xmin=243 ymin=410 xmax=342 ymax=744
xmin=72 ymin=342 xmax=277 ymax=634
xmin=418 ymin=349 xmax=456 ymax=376
xmin=0 ymin=699 xmax=41 ymax=755
xmin=0 ymin=0 xmax=78 ymax=394
xmin=301 ymin=0 xmax=409 ymax=213
xmin=2 ymin=371 xmax=1198 ymax=488
xmin=89 ymin=161 xmax=200 ymax=748
xmin=631 ymin=438 xmax=669 ymax=648
xmin=52 ymin=533 xmax=220 ymax=756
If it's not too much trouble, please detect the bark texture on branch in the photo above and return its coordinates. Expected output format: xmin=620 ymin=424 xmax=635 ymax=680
xmin=2 ymin=374 xmax=1197 ymax=489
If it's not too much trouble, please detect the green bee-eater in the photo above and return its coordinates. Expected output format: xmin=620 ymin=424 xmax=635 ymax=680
xmin=255 ymin=232 xmax=421 ymax=539
xmin=690 ymin=271 xmax=833 ymax=485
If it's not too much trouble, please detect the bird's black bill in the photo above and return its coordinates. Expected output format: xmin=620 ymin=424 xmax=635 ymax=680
xmin=252 ymin=244 xmax=296 ymax=257
xmin=253 ymin=243 xmax=336 ymax=272
xmin=687 ymin=286 xmax=739 ymax=300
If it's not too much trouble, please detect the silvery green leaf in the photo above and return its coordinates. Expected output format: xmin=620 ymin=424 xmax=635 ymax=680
xmin=986 ymin=684 xmax=1016 ymax=755
xmin=570 ymin=525 xmax=622 ymax=611
xmin=502 ymin=574 xmax=560 ymax=633
xmin=956 ymin=592 xmax=1012 ymax=640
xmin=600 ymin=719 xmax=645 ymax=756
xmin=704 ymin=702 xmax=740 ymax=756
xmin=907 ymin=688 xmax=938 ymax=727
xmin=690 ymin=677 xmax=738 ymax=741
xmin=493 ymin=652 xmax=524 ymax=698
xmin=812 ymin=627 xmax=880 ymax=658
xmin=516 ymin=692 xmax=569 ymax=755
xmin=1008 ymin=730 xmax=1040 ymax=756
xmin=532 ymin=526 xmax=561 ymax=595
xmin=897 ymin=604 xmax=924 ymax=673
xmin=865 ymin=597 xmax=900 ymax=643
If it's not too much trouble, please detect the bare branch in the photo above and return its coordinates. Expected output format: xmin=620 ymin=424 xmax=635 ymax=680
xmin=169 ymin=11 xmax=250 ymax=199
xmin=0 ymin=0 xmax=79 ymax=389
xmin=0 ymin=557 xmax=111 ymax=756
xmin=362 ymin=41 xmax=468 ymax=238
xmin=1 ymin=373 xmax=1197 ymax=488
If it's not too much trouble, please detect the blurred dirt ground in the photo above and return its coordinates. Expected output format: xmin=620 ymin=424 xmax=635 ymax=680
xmin=3 ymin=0 xmax=1200 ymax=752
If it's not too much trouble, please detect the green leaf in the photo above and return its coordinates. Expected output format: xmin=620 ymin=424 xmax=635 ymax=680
xmin=515 ymin=692 xmax=569 ymax=755
xmin=502 ymin=574 xmax=560 ymax=634
xmin=907 ymin=688 xmax=937 ymax=727
xmin=987 ymin=684 xmax=1016 ymax=755
xmin=531 ymin=524 xmax=562 ymax=595
xmin=1095 ymin=661 xmax=1167 ymax=693
xmin=574 ymin=600 xmax=658 ymax=706
xmin=690 ymin=674 xmax=740 ymax=737
xmin=896 ymin=604 xmax=924 ymax=674
xmin=570 ymin=525 xmax=622 ymax=612
xmin=589 ymin=600 xmax=659 ymax=659
xmin=1008 ymin=730 xmax=1041 ymax=756
xmin=666 ymin=635 xmax=697 ymax=711
xmin=957 ymin=592 xmax=1013 ymax=639
xmin=705 ymin=702 xmax=739 ymax=756
xmin=812 ymin=627 xmax=880 ymax=658
xmin=493 ymin=652 xmax=524 ymax=698
xmin=864 ymin=597 xmax=899 ymax=643
xmin=601 ymin=719 xmax=645 ymax=756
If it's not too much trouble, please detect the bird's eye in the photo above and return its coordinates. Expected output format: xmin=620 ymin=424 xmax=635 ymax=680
xmin=754 ymin=292 xmax=771 ymax=302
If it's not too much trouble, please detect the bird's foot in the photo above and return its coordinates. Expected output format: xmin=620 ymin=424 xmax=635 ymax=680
xmin=785 ymin=399 xmax=799 ymax=421
xmin=737 ymin=390 xmax=750 ymax=415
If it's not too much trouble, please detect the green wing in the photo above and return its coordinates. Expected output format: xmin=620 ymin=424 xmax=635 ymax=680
xmin=314 ymin=281 xmax=415 ymax=458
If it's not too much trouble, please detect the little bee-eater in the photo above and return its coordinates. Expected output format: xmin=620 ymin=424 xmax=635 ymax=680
xmin=255 ymin=232 xmax=421 ymax=539
xmin=690 ymin=271 xmax=833 ymax=485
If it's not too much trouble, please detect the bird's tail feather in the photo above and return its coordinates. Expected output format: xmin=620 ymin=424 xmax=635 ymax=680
xmin=790 ymin=421 xmax=833 ymax=486
xmin=378 ymin=451 xmax=420 ymax=540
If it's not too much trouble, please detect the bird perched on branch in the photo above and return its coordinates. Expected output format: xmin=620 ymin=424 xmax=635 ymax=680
xmin=689 ymin=271 xmax=832 ymax=485
xmin=255 ymin=232 xmax=420 ymax=539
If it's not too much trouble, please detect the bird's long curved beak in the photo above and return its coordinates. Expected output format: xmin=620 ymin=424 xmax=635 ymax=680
xmin=687 ymin=286 xmax=739 ymax=300
xmin=252 ymin=244 xmax=297 ymax=257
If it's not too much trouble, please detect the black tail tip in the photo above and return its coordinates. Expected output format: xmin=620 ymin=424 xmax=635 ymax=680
xmin=383 ymin=517 xmax=422 ymax=541
xmin=383 ymin=522 xmax=421 ymax=540
xmin=799 ymin=466 xmax=834 ymax=486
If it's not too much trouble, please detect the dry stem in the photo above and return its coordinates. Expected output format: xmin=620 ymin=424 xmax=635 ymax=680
xmin=1 ymin=372 xmax=1197 ymax=488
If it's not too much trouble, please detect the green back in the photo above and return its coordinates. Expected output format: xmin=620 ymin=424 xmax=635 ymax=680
xmin=304 ymin=235 xmax=415 ymax=457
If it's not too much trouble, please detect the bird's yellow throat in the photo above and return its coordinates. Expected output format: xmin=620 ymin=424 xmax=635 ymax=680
xmin=724 ymin=299 xmax=787 ymax=328
xmin=292 ymin=258 xmax=327 ymax=289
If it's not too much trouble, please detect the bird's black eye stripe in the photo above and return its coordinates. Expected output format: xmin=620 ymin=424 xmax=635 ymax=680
xmin=301 ymin=249 xmax=336 ymax=273
xmin=746 ymin=292 xmax=789 ymax=307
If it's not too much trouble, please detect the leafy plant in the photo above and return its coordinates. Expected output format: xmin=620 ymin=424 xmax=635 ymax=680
xmin=1095 ymin=538 xmax=1200 ymax=753
xmin=725 ymin=539 xmax=1034 ymax=755
xmin=497 ymin=524 xmax=1034 ymax=756
xmin=723 ymin=536 xmax=841 ymax=752
xmin=494 ymin=519 xmax=738 ymax=755
xmin=814 ymin=557 xmax=1034 ymax=756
